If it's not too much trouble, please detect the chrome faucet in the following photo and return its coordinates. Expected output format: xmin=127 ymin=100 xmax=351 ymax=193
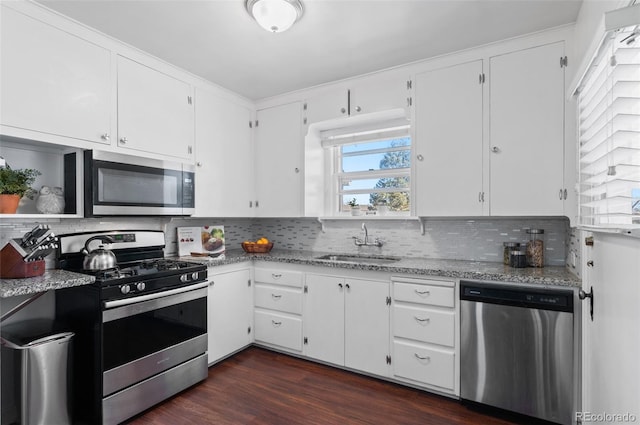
xmin=353 ymin=223 xmax=383 ymax=247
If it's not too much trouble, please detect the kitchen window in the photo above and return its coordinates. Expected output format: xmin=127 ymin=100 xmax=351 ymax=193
xmin=320 ymin=117 xmax=411 ymax=214
xmin=576 ymin=22 xmax=640 ymax=231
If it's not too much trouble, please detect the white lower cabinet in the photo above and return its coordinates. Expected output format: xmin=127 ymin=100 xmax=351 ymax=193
xmin=207 ymin=266 xmax=253 ymax=364
xmin=393 ymin=341 xmax=456 ymax=391
xmin=304 ymin=274 xmax=390 ymax=378
xmin=391 ymin=276 xmax=459 ymax=396
xmin=253 ymin=267 xmax=304 ymax=353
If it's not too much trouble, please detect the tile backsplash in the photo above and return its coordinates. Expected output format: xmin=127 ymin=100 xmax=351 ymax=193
xmin=2 ymin=216 xmax=573 ymax=269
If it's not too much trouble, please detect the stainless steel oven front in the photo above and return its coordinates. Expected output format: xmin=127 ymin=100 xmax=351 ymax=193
xmin=100 ymin=282 xmax=208 ymax=425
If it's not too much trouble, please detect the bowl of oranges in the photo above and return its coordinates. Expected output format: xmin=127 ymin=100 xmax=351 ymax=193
xmin=241 ymin=237 xmax=273 ymax=253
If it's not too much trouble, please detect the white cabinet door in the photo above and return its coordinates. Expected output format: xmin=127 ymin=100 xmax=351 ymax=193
xmin=350 ymin=75 xmax=409 ymax=116
xmin=254 ymin=102 xmax=303 ymax=217
xmin=303 ymin=274 xmax=345 ymax=366
xmin=117 ymin=55 xmax=194 ymax=161
xmin=0 ymin=6 xmax=111 ymax=146
xmin=207 ymin=267 xmax=252 ymax=364
xmin=344 ymin=278 xmax=390 ymax=377
xmin=581 ymin=233 xmax=640 ymax=422
xmin=194 ymin=89 xmax=253 ymax=217
xmin=489 ymin=42 xmax=565 ymax=216
xmin=414 ymin=60 xmax=484 ymax=216
xmin=304 ymin=88 xmax=348 ymax=125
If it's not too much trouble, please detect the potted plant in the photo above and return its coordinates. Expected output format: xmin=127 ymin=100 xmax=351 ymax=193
xmin=376 ymin=199 xmax=389 ymax=216
xmin=0 ymin=165 xmax=41 ymax=213
xmin=347 ymin=198 xmax=361 ymax=216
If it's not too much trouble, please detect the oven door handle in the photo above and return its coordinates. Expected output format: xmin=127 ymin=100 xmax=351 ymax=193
xmin=103 ymin=281 xmax=209 ymax=309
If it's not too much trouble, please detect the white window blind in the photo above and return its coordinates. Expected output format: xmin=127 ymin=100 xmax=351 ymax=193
xmin=578 ymin=25 xmax=640 ymax=229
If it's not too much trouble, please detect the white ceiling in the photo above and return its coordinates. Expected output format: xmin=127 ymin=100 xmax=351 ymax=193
xmin=36 ymin=0 xmax=583 ymax=100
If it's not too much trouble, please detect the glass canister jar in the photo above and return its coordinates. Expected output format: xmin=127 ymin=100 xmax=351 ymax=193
xmin=526 ymin=229 xmax=545 ymax=267
xmin=503 ymin=242 xmax=521 ymax=265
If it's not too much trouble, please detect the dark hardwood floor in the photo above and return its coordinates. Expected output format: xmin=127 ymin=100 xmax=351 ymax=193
xmin=126 ymin=347 xmax=528 ymax=425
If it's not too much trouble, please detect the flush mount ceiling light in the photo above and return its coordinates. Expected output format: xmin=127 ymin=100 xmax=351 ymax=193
xmin=246 ymin=0 xmax=304 ymax=33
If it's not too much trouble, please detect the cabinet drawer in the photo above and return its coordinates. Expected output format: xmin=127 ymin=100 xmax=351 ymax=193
xmin=393 ymin=341 xmax=455 ymax=390
xmin=255 ymin=284 xmax=302 ymax=314
xmin=393 ymin=282 xmax=454 ymax=308
xmin=393 ymin=305 xmax=454 ymax=347
xmin=254 ymin=311 xmax=302 ymax=351
xmin=254 ymin=268 xmax=303 ymax=288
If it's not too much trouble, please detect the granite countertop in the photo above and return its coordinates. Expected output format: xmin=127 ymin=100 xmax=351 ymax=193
xmin=179 ymin=249 xmax=582 ymax=288
xmin=0 ymin=270 xmax=95 ymax=298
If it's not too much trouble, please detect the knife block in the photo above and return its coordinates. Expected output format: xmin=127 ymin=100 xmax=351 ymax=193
xmin=0 ymin=243 xmax=45 ymax=279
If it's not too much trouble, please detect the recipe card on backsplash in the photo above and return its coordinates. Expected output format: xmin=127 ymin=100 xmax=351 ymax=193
xmin=177 ymin=226 xmax=225 ymax=257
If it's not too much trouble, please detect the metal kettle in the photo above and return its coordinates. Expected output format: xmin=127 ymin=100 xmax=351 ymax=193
xmin=82 ymin=235 xmax=117 ymax=271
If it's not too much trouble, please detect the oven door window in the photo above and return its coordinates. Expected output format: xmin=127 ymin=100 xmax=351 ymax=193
xmin=95 ymin=160 xmax=183 ymax=207
xmin=102 ymin=294 xmax=206 ymax=371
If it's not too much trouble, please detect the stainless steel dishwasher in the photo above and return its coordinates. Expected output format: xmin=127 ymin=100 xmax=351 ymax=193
xmin=460 ymin=280 xmax=576 ymax=425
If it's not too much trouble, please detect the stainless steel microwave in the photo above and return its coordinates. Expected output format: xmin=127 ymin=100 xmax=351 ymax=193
xmin=83 ymin=150 xmax=195 ymax=216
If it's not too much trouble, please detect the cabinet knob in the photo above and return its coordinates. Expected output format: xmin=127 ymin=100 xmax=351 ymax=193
xmin=355 ymin=106 xmax=362 ymax=112
xmin=119 ymin=137 xmax=127 ymax=145
xmin=340 ymin=107 xmax=346 ymax=114
xmin=101 ymin=133 xmax=110 ymax=141
xmin=196 ymin=162 xmax=202 ymax=167
xmin=295 ymin=167 xmax=300 ymax=173
xmin=416 ymin=154 xmax=424 ymax=161
xmin=491 ymin=146 xmax=500 ymax=153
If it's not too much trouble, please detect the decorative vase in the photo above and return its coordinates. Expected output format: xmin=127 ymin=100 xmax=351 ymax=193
xmin=0 ymin=194 xmax=21 ymax=214
xmin=350 ymin=206 xmax=361 ymax=216
xmin=36 ymin=186 xmax=65 ymax=214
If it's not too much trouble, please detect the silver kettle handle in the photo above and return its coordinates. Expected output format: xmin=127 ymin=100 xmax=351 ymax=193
xmin=82 ymin=235 xmax=115 ymax=254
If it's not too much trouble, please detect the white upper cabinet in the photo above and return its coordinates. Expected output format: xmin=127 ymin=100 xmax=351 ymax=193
xmin=254 ymin=102 xmax=304 ymax=217
xmin=116 ymin=55 xmax=194 ymax=162
xmin=414 ymin=60 xmax=485 ymax=216
xmin=304 ymin=74 xmax=409 ymax=126
xmin=0 ymin=6 xmax=111 ymax=147
xmin=194 ymin=88 xmax=253 ymax=217
xmin=489 ymin=42 xmax=565 ymax=216
xmin=304 ymin=87 xmax=349 ymax=124
xmin=349 ymin=74 xmax=410 ymax=116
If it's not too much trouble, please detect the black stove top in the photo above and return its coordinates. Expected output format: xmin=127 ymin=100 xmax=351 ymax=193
xmin=56 ymin=230 xmax=207 ymax=302
xmin=91 ymin=258 xmax=205 ymax=283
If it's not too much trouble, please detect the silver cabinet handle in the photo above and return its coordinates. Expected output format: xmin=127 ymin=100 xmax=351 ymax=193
xmin=340 ymin=107 xmax=346 ymax=114
xmin=491 ymin=146 xmax=500 ymax=153
xmin=559 ymin=189 xmax=563 ymax=200
xmin=101 ymin=133 xmax=110 ymax=141
xmin=272 ymin=273 xmax=282 ymax=279
xmin=416 ymin=154 xmax=424 ymax=161
xmin=355 ymin=106 xmax=361 ymax=112
xmin=338 ymin=283 xmax=343 ymax=289
xmin=414 ymin=353 xmax=431 ymax=361
xmin=414 ymin=289 xmax=430 ymax=296
xmin=271 ymin=320 xmax=282 ymax=327
xmin=271 ymin=294 xmax=282 ymax=300
xmin=119 ymin=137 xmax=127 ymax=145
xmin=564 ymin=189 xmax=568 ymax=200
xmin=345 ymin=283 xmax=350 ymax=290
xmin=414 ymin=316 xmax=430 ymax=324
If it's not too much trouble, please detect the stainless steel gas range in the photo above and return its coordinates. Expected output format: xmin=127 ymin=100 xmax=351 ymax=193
xmin=55 ymin=230 xmax=208 ymax=425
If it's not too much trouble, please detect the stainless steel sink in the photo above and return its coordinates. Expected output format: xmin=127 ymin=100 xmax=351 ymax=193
xmin=315 ymin=254 xmax=401 ymax=265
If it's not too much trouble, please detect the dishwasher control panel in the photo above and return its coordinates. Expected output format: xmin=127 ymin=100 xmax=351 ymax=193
xmin=461 ymin=282 xmax=574 ymax=312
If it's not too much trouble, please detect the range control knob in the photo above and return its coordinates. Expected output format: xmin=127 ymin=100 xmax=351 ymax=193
xmin=191 ymin=272 xmax=199 ymax=280
xmin=136 ymin=282 xmax=146 ymax=291
xmin=180 ymin=274 xmax=189 ymax=283
xmin=120 ymin=285 xmax=131 ymax=295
